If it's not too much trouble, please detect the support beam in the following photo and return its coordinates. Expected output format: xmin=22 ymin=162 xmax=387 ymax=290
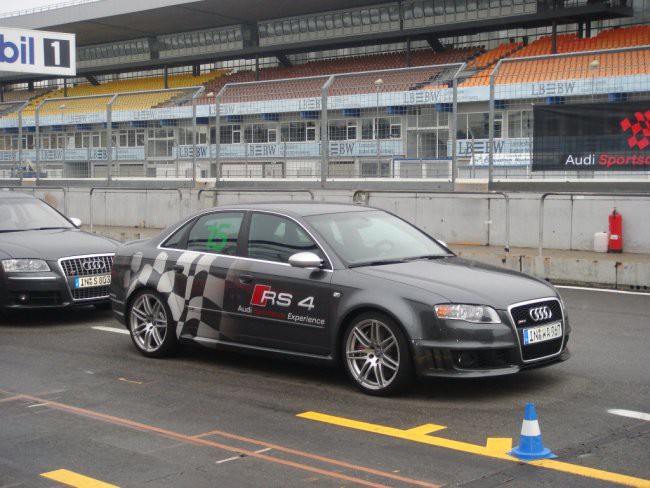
xmin=551 ymin=21 xmax=557 ymax=54
xmin=86 ymin=75 xmax=100 ymax=86
xmin=276 ymin=53 xmax=293 ymax=68
xmin=425 ymin=36 xmax=445 ymax=53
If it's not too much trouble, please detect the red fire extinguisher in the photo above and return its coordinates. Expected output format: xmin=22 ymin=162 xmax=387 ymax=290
xmin=608 ymin=208 xmax=623 ymax=253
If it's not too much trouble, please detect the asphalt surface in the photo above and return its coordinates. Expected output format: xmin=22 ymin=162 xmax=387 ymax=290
xmin=0 ymin=287 xmax=648 ymax=488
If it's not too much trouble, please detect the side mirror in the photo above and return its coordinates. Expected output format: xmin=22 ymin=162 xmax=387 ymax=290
xmin=70 ymin=217 xmax=82 ymax=227
xmin=288 ymin=252 xmax=323 ymax=269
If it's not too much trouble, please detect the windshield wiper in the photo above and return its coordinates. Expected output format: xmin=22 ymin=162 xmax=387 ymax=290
xmin=349 ymin=258 xmax=408 ymax=268
xmin=30 ymin=226 xmax=70 ymax=231
xmin=403 ymin=254 xmax=452 ymax=261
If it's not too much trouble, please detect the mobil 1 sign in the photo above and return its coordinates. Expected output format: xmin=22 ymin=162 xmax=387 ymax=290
xmin=0 ymin=26 xmax=75 ymax=76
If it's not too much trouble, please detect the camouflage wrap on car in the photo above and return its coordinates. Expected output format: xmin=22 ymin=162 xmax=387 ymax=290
xmin=126 ymin=250 xmax=228 ymax=339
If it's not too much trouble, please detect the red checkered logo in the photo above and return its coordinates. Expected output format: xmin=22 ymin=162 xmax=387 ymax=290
xmin=620 ymin=111 xmax=650 ymax=150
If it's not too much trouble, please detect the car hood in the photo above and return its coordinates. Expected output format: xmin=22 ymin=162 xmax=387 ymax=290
xmin=352 ymin=257 xmax=557 ymax=310
xmin=0 ymin=229 xmax=118 ymax=260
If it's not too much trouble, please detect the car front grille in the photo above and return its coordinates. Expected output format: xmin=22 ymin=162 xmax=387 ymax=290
xmin=508 ymin=298 xmax=564 ymax=362
xmin=59 ymin=254 xmax=114 ymax=301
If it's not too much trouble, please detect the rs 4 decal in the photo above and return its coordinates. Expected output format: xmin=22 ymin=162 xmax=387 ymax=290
xmin=251 ymin=284 xmax=315 ymax=310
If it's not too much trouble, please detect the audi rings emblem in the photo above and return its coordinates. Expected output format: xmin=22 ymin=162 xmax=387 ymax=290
xmin=529 ymin=306 xmax=552 ymax=322
xmin=82 ymin=260 xmax=106 ymax=272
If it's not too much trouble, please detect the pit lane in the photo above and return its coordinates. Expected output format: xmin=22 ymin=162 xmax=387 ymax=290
xmin=0 ymin=287 xmax=648 ymax=487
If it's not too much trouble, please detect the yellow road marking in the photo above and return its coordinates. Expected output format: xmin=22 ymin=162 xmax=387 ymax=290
xmin=298 ymin=411 xmax=650 ymax=488
xmin=41 ymin=469 xmax=119 ymax=488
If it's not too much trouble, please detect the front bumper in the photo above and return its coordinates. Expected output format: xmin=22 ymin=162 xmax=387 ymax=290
xmin=411 ymin=302 xmax=571 ymax=378
xmin=1 ymin=267 xmax=111 ymax=310
xmin=411 ymin=338 xmax=570 ymax=378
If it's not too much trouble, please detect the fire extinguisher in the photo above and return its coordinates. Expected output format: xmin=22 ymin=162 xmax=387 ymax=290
xmin=608 ymin=208 xmax=623 ymax=253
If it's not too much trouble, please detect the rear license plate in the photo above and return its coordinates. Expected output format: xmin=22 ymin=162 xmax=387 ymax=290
xmin=74 ymin=274 xmax=111 ymax=288
xmin=523 ymin=321 xmax=562 ymax=345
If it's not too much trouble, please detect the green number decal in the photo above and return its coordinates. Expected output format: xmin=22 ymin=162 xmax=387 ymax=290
xmin=206 ymin=222 xmax=231 ymax=252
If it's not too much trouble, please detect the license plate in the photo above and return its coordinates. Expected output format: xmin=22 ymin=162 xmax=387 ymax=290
xmin=523 ymin=321 xmax=562 ymax=345
xmin=74 ymin=274 xmax=111 ymax=288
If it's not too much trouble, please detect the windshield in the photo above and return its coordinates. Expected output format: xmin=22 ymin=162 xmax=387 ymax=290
xmin=306 ymin=210 xmax=451 ymax=267
xmin=0 ymin=197 xmax=74 ymax=232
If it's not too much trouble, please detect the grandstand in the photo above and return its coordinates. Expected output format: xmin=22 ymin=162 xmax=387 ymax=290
xmin=0 ymin=0 xmax=648 ymax=187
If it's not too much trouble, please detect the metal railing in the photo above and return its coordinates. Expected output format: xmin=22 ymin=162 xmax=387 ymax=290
xmin=0 ymin=0 xmax=102 ymax=18
xmin=89 ymin=187 xmax=184 ymax=232
xmin=0 ymin=44 xmax=647 ymax=187
xmin=197 ymin=188 xmax=315 ymax=208
xmin=353 ymin=190 xmax=511 ymax=252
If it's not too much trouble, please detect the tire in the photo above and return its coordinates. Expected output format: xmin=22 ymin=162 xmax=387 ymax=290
xmin=342 ymin=312 xmax=413 ymax=396
xmin=127 ymin=289 xmax=178 ymax=358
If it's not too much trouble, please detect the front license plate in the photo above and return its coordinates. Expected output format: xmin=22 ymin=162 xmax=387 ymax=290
xmin=74 ymin=274 xmax=111 ymax=288
xmin=523 ymin=321 xmax=562 ymax=345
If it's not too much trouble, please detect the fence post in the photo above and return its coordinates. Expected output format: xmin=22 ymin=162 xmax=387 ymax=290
xmin=214 ymin=85 xmax=227 ymax=183
xmin=16 ymin=101 xmax=28 ymax=178
xmin=191 ymin=86 xmax=204 ymax=184
xmin=321 ymin=76 xmax=334 ymax=187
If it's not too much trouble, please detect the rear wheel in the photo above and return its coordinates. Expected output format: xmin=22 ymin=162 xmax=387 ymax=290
xmin=127 ymin=289 xmax=178 ymax=358
xmin=342 ymin=312 xmax=412 ymax=396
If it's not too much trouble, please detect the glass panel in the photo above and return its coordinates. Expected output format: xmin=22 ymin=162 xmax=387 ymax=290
xmin=187 ymin=212 xmax=244 ymax=255
xmin=247 ymin=213 xmax=318 ymax=263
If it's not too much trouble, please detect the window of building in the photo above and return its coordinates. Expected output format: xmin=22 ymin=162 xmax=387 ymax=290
xmin=220 ymin=124 xmax=241 ymax=144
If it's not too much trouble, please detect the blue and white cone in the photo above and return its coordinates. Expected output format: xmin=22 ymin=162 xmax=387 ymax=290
xmin=510 ymin=402 xmax=557 ymax=461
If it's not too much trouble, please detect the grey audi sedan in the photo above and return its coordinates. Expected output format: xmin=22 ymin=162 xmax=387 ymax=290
xmin=0 ymin=191 xmax=118 ymax=312
xmin=111 ymin=202 xmax=570 ymax=395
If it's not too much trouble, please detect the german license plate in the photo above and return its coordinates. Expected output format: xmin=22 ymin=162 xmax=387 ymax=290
xmin=74 ymin=274 xmax=111 ymax=288
xmin=523 ymin=321 xmax=562 ymax=345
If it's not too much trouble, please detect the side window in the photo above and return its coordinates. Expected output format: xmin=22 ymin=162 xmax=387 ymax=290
xmin=247 ymin=213 xmax=319 ymax=263
xmin=162 ymin=219 xmax=195 ymax=249
xmin=187 ymin=212 xmax=244 ymax=255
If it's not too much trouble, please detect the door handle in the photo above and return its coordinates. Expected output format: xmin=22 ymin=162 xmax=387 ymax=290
xmin=239 ymin=273 xmax=254 ymax=284
xmin=172 ymin=264 xmax=185 ymax=273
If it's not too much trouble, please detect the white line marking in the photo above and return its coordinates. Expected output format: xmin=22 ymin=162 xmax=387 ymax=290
xmin=608 ymin=409 xmax=650 ymax=421
xmin=215 ymin=455 xmax=242 ymax=464
xmin=27 ymin=403 xmax=49 ymax=408
xmin=92 ymin=326 xmax=130 ymax=335
xmin=556 ymin=285 xmax=649 ymax=296
xmin=215 ymin=448 xmax=272 ymax=464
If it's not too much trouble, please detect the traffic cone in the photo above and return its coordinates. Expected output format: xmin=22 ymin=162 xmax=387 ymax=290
xmin=509 ymin=402 xmax=557 ymax=461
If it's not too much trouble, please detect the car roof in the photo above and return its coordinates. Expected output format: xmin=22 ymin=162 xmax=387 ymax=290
xmin=212 ymin=201 xmax=376 ymax=218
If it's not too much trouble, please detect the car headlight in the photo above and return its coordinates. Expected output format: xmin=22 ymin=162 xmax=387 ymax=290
xmin=1 ymin=259 xmax=50 ymax=272
xmin=434 ymin=304 xmax=501 ymax=323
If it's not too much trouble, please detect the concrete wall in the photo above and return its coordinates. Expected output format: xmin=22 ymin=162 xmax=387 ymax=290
xmin=17 ymin=186 xmax=650 ymax=254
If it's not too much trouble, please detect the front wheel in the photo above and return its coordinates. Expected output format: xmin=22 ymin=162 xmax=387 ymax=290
xmin=127 ymin=289 xmax=178 ymax=358
xmin=342 ymin=313 xmax=413 ymax=396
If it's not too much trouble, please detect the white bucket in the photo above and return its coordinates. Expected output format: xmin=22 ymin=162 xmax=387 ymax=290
xmin=594 ymin=232 xmax=608 ymax=253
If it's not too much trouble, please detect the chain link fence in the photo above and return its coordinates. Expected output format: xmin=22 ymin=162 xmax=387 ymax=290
xmin=0 ymin=45 xmax=648 ymax=187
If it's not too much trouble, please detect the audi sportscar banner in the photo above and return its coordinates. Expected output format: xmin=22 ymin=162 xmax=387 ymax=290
xmin=532 ymin=100 xmax=650 ymax=171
